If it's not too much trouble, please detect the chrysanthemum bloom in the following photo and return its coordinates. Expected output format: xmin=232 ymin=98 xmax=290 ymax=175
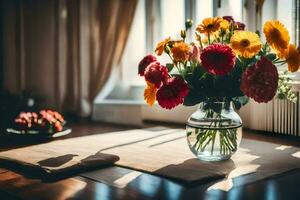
xmin=189 ymin=44 xmax=201 ymax=63
xmin=155 ymin=37 xmax=171 ymax=56
xmin=144 ymin=81 xmax=157 ymax=106
xmin=144 ymin=62 xmax=169 ymax=88
xmin=240 ymin=57 xmax=278 ymax=103
xmin=200 ymin=43 xmax=236 ymax=76
xmin=283 ymin=44 xmax=300 ymax=72
xmin=156 ymin=77 xmax=189 ymax=109
xmin=196 ymin=17 xmax=222 ymax=34
xmin=230 ymin=31 xmax=262 ymax=58
xmin=234 ymin=22 xmax=245 ymax=30
xmin=263 ymin=20 xmax=290 ymax=53
xmin=138 ymin=55 xmax=157 ymax=76
xmin=171 ymin=42 xmax=191 ymax=62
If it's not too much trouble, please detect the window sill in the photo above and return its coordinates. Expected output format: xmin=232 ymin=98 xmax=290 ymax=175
xmin=93 ymin=84 xmax=197 ymax=125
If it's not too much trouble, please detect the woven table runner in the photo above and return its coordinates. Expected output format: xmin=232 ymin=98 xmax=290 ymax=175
xmin=0 ymin=127 xmax=300 ymax=185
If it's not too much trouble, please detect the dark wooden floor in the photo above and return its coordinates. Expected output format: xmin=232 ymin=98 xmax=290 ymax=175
xmin=0 ymin=122 xmax=300 ymax=200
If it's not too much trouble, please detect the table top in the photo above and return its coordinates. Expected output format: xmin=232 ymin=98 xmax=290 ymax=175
xmin=0 ymin=122 xmax=300 ymax=200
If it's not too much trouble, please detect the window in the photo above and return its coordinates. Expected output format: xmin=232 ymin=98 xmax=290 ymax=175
xmin=120 ymin=0 xmax=146 ymax=86
xmin=121 ymin=0 xmax=215 ymax=86
xmin=262 ymin=0 xmax=294 ymax=41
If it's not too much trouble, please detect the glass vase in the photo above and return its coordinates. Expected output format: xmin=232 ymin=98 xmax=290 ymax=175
xmin=186 ymin=101 xmax=242 ymax=161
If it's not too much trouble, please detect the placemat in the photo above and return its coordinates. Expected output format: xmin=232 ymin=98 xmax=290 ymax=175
xmin=0 ymin=127 xmax=300 ymax=186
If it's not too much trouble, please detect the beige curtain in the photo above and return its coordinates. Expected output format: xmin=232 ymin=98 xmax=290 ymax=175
xmin=1 ymin=0 xmax=137 ymax=117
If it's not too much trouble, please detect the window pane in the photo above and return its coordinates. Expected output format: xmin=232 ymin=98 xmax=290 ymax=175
xmin=262 ymin=0 xmax=293 ymax=40
xmin=277 ymin=0 xmax=293 ymax=42
xmin=196 ymin=0 xmax=213 ymax=23
xmin=215 ymin=0 xmax=243 ymax=21
xmin=121 ymin=0 xmax=146 ymax=86
xmin=160 ymin=0 xmax=185 ymax=39
xmin=155 ymin=0 xmax=185 ymax=65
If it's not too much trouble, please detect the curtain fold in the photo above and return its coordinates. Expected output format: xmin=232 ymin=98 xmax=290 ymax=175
xmin=89 ymin=0 xmax=137 ymax=100
xmin=1 ymin=0 xmax=137 ymax=117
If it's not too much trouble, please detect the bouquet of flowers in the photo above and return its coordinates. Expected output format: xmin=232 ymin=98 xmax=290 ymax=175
xmin=138 ymin=17 xmax=299 ymax=109
xmin=13 ymin=110 xmax=66 ymax=134
xmin=138 ymin=16 xmax=300 ymax=161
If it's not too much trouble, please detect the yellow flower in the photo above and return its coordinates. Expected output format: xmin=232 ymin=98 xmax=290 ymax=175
xmin=283 ymin=44 xmax=300 ymax=72
xmin=171 ymin=42 xmax=191 ymax=62
xmin=263 ymin=20 xmax=290 ymax=52
xmin=196 ymin=17 xmax=222 ymax=34
xmin=155 ymin=37 xmax=170 ymax=56
xmin=144 ymin=82 xmax=157 ymax=106
xmin=220 ymin=19 xmax=230 ymax=32
xmin=230 ymin=31 xmax=262 ymax=58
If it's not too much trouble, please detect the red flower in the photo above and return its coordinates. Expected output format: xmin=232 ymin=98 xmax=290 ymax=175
xmin=200 ymin=43 xmax=236 ymax=75
xmin=234 ymin=22 xmax=245 ymax=30
xmin=240 ymin=56 xmax=278 ymax=103
xmin=156 ymin=77 xmax=189 ymax=109
xmin=138 ymin=55 xmax=157 ymax=76
xmin=223 ymin=16 xmax=234 ymax=22
xmin=144 ymin=62 xmax=169 ymax=88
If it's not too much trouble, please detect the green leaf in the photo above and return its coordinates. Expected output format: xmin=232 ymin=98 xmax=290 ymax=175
xmin=232 ymin=96 xmax=249 ymax=109
xmin=266 ymin=53 xmax=277 ymax=61
xmin=187 ymin=131 xmax=193 ymax=136
xmin=166 ymin=63 xmax=174 ymax=72
xmin=183 ymin=89 xmax=203 ymax=106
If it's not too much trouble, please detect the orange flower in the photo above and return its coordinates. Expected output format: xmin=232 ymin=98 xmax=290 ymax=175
xmin=144 ymin=81 xmax=157 ymax=106
xmin=155 ymin=37 xmax=171 ymax=56
xmin=283 ymin=44 xmax=300 ymax=72
xmin=230 ymin=31 xmax=262 ymax=58
xmin=196 ymin=17 xmax=222 ymax=34
xmin=171 ymin=42 xmax=191 ymax=62
xmin=263 ymin=20 xmax=290 ymax=53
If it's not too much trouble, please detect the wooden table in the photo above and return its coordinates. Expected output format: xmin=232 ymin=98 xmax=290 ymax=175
xmin=0 ymin=122 xmax=300 ymax=200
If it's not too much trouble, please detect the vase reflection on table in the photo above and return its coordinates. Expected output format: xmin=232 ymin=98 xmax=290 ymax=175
xmin=137 ymin=16 xmax=299 ymax=161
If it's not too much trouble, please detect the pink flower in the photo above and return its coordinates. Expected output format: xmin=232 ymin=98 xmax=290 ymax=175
xmin=189 ymin=45 xmax=201 ymax=63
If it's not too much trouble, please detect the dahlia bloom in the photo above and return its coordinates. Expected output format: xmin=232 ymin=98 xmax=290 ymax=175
xmin=240 ymin=57 xmax=278 ymax=103
xmin=156 ymin=77 xmax=189 ymax=109
xmin=138 ymin=55 xmax=157 ymax=76
xmin=144 ymin=62 xmax=169 ymax=88
xmin=200 ymin=43 xmax=236 ymax=75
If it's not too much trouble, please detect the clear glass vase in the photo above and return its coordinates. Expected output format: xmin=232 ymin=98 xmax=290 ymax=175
xmin=186 ymin=101 xmax=242 ymax=161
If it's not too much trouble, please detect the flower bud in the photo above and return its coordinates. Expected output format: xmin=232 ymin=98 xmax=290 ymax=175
xmin=185 ymin=19 xmax=193 ymax=30
xmin=180 ymin=30 xmax=186 ymax=39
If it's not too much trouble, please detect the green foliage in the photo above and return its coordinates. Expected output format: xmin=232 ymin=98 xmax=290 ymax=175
xmin=277 ymin=71 xmax=298 ymax=103
xmin=182 ymin=63 xmax=245 ymax=106
xmin=166 ymin=63 xmax=174 ymax=72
